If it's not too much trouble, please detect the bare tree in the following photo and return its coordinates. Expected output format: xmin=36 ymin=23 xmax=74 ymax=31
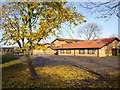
xmin=79 ymin=23 xmax=102 ymax=40
xmin=80 ymin=0 xmax=120 ymax=20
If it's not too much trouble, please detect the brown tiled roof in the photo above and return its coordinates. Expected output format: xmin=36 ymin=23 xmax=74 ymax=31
xmin=36 ymin=43 xmax=50 ymax=46
xmin=51 ymin=38 xmax=83 ymax=44
xmin=55 ymin=37 xmax=119 ymax=49
xmin=47 ymin=45 xmax=56 ymax=49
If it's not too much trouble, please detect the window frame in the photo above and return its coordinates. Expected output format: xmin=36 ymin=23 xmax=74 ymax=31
xmin=79 ymin=49 xmax=85 ymax=54
xmin=66 ymin=50 xmax=71 ymax=54
xmin=60 ymin=50 xmax=65 ymax=54
xmin=88 ymin=49 xmax=95 ymax=54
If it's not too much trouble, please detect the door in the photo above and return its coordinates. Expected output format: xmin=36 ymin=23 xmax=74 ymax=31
xmin=55 ymin=50 xmax=58 ymax=55
xmin=112 ymin=49 xmax=117 ymax=56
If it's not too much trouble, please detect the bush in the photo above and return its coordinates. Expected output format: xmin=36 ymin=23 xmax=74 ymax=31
xmin=2 ymin=54 xmax=17 ymax=64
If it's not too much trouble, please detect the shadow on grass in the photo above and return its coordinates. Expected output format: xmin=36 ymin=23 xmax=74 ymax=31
xmin=32 ymin=56 xmax=103 ymax=79
xmin=2 ymin=59 xmax=120 ymax=88
xmin=2 ymin=60 xmax=97 ymax=88
xmin=2 ymin=61 xmax=26 ymax=79
xmin=2 ymin=63 xmax=25 ymax=71
xmin=1 ymin=59 xmax=92 ymax=88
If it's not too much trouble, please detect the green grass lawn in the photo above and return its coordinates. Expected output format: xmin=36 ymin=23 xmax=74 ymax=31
xmin=2 ymin=54 xmax=17 ymax=64
xmin=2 ymin=60 xmax=120 ymax=89
xmin=107 ymin=55 xmax=120 ymax=58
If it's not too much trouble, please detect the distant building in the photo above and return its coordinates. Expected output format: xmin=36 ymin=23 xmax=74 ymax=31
xmin=1 ymin=47 xmax=14 ymax=54
xmin=33 ymin=38 xmax=82 ymax=55
xmin=55 ymin=37 xmax=120 ymax=57
xmin=33 ymin=43 xmax=55 ymax=55
xmin=50 ymin=38 xmax=82 ymax=47
xmin=0 ymin=46 xmax=19 ymax=55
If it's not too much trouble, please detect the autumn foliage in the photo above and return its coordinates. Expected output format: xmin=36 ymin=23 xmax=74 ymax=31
xmin=1 ymin=2 xmax=86 ymax=79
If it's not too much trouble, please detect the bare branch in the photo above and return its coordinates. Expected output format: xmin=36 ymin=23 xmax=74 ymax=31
xmin=78 ymin=23 xmax=102 ymax=40
xmin=80 ymin=0 xmax=120 ymax=19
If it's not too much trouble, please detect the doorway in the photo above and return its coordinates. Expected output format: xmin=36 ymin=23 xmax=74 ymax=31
xmin=112 ymin=49 xmax=118 ymax=56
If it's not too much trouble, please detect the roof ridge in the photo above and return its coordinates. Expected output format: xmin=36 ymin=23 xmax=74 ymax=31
xmin=81 ymin=37 xmax=118 ymax=41
xmin=55 ymin=37 xmax=119 ymax=49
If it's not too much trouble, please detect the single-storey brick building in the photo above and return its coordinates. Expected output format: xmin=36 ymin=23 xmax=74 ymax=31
xmin=55 ymin=37 xmax=120 ymax=57
xmin=33 ymin=38 xmax=82 ymax=55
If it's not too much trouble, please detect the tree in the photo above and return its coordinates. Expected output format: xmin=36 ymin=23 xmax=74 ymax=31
xmin=80 ymin=0 xmax=120 ymax=19
xmin=1 ymin=2 xmax=86 ymax=80
xmin=78 ymin=23 xmax=102 ymax=40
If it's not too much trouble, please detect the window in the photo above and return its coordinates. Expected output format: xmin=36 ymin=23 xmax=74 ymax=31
xmin=66 ymin=50 xmax=71 ymax=54
xmin=60 ymin=50 xmax=65 ymax=54
xmin=7 ymin=49 xmax=9 ymax=52
xmin=79 ymin=49 xmax=85 ymax=54
xmin=88 ymin=49 xmax=95 ymax=54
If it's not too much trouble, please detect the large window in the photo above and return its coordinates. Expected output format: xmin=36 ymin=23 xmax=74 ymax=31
xmin=66 ymin=50 xmax=71 ymax=54
xmin=60 ymin=50 xmax=65 ymax=54
xmin=79 ymin=49 xmax=85 ymax=54
xmin=88 ymin=49 xmax=95 ymax=54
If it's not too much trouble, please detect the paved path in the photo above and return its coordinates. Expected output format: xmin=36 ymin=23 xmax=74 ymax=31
xmin=21 ymin=55 xmax=119 ymax=78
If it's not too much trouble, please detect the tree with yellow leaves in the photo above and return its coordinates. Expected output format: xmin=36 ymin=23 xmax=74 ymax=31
xmin=1 ymin=2 xmax=86 ymax=80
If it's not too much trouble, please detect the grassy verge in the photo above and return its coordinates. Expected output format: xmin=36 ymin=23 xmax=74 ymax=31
xmin=109 ymin=55 xmax=119 ymax=58
xmin=2 ymin=54 xmax=17 ymax=64
xmin=2 ymin=60 xmax=120 ymax=88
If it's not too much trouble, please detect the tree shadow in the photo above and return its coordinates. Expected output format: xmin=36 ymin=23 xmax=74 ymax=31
xmin=31 ymin=56 xmax=104 ymax=79
xmin=2 ymin=63 xmax=25 ymax=72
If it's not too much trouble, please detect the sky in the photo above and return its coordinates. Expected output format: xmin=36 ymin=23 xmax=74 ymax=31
xmin=43 ymin=1 xmax=119 ymax=43
xmin=55 ymin=2 xmax=118 ymax=40
xmin=77 ymin=2 xmax=118 ymax=39
xmin=0 ymin=1 xmax=119 ymax=46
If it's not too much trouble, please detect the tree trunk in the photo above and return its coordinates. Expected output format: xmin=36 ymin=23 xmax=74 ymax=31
xmin=25 ymin=50 xmax=39 ymax=80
